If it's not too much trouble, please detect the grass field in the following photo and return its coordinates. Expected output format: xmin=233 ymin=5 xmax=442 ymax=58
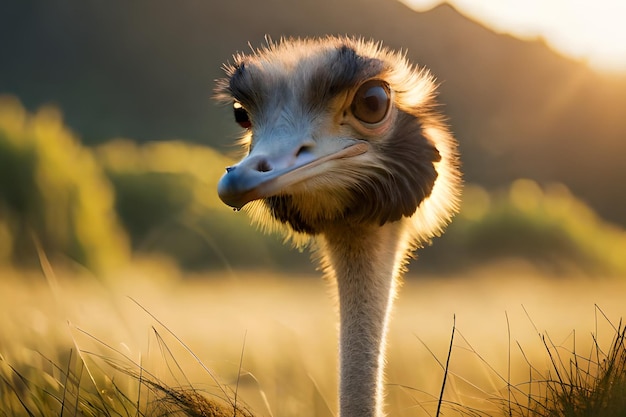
xmin=1 ymin=259 xmax=625 ymax=416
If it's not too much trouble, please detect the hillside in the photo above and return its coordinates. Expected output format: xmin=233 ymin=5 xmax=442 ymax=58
xmin=1 ymin=0 xmax=625 ymax=225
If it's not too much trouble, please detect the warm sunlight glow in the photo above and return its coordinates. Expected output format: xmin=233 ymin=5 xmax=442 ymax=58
xmin=403 ymin=0 xmax=626 ymax=72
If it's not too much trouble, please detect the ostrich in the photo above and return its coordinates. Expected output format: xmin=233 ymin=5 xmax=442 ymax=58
xmin=215 ymin=36 xmax=461 ymax=417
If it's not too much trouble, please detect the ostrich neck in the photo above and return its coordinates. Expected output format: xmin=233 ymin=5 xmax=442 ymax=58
xmin=321 ymin=221 xmax=410 ymax=417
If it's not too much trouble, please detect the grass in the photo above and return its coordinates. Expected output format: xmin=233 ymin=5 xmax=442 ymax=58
xmin=0 ymin=297 xmax=256 ymax=417
xmin=516 ymin=312 xmax=626 ymax=416
xmin=1 ymin=260 xmax=625 ymax=416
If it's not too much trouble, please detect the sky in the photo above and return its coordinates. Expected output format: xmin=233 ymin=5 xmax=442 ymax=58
xmin=402 ymin=0 xmax=626 ymax=73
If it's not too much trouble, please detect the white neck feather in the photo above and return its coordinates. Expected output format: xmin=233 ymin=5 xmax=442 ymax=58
xmin=319 ymin=221 xmax=411 ymax=417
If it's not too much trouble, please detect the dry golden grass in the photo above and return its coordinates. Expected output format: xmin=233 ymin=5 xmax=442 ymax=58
xmin=1 ymin=258 xmax=625 ymax=416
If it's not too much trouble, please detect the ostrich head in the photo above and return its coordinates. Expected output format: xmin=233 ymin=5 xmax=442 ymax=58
xmin=215 ymin=36 xmax=461 ymax=417
xmin=216 ymin=37 xmax=460 ymax=246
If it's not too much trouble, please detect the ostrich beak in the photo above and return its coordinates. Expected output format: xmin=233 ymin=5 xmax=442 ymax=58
xmin=217 ymin=140 xmax=369 ymax=209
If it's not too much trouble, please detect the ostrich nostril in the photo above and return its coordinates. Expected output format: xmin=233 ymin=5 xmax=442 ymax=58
xmin=256 ymin=159 xmax=272 ymax=172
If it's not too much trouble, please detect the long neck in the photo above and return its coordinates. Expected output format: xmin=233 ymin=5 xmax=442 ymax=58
xmin=320 ymin=221 xmax=410 ymax=417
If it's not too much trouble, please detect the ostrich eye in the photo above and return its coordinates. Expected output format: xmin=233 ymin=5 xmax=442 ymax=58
xmin=233 ymin=101 xmax=251 ymax=129
xmin=351 ymin=80 xmax=391 ymax=124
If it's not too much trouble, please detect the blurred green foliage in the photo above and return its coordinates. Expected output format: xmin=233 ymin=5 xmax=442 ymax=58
xmin=1 ymin=96 xmax=625 ymax=277
xmin=433 ymin=180 xmax=626 ymax=275
xmin=0 ymin=96 xmax=129 ymax=272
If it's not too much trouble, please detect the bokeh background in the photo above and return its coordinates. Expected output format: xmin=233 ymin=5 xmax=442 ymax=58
xmin=2 ymin=0 xmax=626 ymax=276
